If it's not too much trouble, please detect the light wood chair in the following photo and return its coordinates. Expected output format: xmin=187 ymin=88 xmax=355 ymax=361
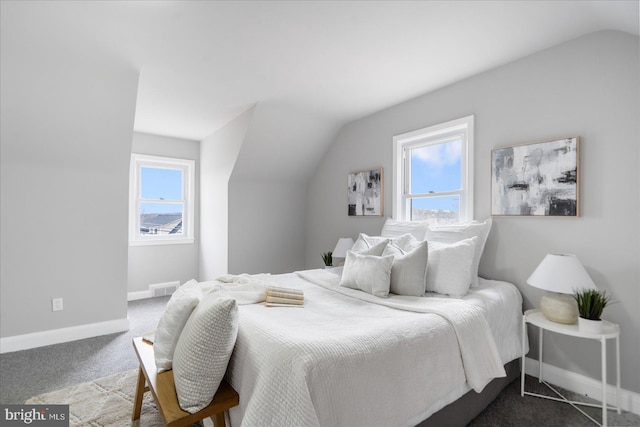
xmin=132 ymin=337 xmax=239 ymax=427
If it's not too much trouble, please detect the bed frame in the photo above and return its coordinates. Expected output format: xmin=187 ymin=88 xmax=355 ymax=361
xmin=417 ymin=358 xmax=520 ymax=427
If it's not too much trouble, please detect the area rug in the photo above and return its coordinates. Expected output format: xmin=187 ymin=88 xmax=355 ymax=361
xmin=25 ymin=369 xmax=166 ymax=427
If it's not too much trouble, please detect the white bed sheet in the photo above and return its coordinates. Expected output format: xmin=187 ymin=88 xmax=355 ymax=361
xmin=224 ymin=270 xmax=526 ymax=427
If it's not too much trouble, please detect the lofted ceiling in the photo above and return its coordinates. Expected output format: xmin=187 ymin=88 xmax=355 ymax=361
xmin=3 ymin=1 xmax=639 ymax=179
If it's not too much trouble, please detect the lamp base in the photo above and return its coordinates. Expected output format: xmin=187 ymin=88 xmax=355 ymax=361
xmin=540 ymin=292 xmax=578 ymax=324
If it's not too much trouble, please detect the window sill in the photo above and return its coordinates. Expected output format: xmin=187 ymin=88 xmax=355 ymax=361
xmin=129 ymin=238 xmax=195 ymax=247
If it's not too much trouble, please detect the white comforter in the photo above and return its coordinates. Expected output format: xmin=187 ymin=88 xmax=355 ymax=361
xmin=225 ymin=269 xmax=520 ymax=427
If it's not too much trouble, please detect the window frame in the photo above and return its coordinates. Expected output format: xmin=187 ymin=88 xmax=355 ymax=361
xmin=392 ymin=115 xmax=474 ymax=223
xmin=129 ymin=154 xmax=195 ymax=246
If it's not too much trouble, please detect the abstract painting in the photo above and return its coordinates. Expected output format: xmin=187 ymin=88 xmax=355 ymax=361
xmin=491 ymin=137 xmax=579 ymax=216
xmin=348 ymin=168 xmax=383 ymax=216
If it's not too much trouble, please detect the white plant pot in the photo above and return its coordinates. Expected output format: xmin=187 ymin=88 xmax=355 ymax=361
xmin=324 ymin=265 xmax=333 ymax=269
xmin=578 ymin=317 xmax=603 ymax=334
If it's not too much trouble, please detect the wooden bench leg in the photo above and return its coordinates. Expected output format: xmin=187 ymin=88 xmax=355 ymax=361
xmin=211 ymin=411 xmax=225 ymax=427
xmin=132 ymin=367 xmax=146 ymax=421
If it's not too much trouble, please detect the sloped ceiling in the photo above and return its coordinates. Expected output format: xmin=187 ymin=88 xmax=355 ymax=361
xmin=3 ymin=1 xmax=638 ymax=180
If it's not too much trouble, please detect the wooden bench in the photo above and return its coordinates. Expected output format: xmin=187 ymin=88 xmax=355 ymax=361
xmin=132 ymin=337 xmax=239 ymax=427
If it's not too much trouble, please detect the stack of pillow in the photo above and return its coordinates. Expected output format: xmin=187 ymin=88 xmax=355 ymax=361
xmin=152 ymin=280 xmax=239 ymax=414
xmin=339 ymin=218 xmax=492 ymax=298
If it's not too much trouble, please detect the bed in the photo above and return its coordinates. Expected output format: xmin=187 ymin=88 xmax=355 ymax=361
xmin=222 ymin=268 xmax=526 ymax=427
xmin=159 ymin=219 xmax=527 ymax=426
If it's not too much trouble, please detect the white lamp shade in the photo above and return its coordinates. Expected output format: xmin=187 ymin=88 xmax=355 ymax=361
xmin=527 ymin=253 xmax=597 ymax=294
xmin=332 ymin=238 xmax=355 ymax=258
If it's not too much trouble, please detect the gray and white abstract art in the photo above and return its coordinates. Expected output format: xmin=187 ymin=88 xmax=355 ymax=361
xmin=348 ymin=168 xmax=383 ymax=216
xmin=491 ymin=137 xmax=579 ymax=216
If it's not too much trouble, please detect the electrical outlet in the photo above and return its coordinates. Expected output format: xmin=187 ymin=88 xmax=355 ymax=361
xmin=52 ymin=297 xmax=63 ymax=312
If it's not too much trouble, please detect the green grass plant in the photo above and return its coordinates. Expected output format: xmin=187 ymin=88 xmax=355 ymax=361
xmin=321 ymin=251 xmax=333 ymax=267
xmin=573 ymin=289 xmax=610 ymax=320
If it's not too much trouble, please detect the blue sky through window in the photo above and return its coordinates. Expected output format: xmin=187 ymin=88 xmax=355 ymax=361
xmin=141 ymin=167 xmax=183 ymax=214
xmin=410 ymin=138 xmax=461 ymax=210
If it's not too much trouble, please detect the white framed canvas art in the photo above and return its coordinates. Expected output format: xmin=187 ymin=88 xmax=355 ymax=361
xmin=491 ymin=137 xmax=579 ymax=216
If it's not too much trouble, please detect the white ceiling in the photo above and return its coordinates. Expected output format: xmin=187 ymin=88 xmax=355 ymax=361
xmin=3 ymin=1 xmax=639 ymax=143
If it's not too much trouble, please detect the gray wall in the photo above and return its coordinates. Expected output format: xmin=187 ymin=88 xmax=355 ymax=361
xmin=305 ymin=30 xmax=639 ymax=393
xmin=1 ymin=39 xmax=138 ymax=337
xmin=128 ymin=132 xmax=200 ymax=293
xmin=228 ymin=178 xmax=307 ymax=275
xmin=227 ymin=102 xmax=339 ymax=275
xmin=199 ymin=108 xmax=253 ymax=281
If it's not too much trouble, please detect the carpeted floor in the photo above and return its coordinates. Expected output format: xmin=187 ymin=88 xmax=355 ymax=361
xmin=0 ymin=296 xmax=170 ymax=405
xmin=2 ymin=296 xmax=639 ymax=426
xmin=471 ymin=376 xmax=640 ymax=426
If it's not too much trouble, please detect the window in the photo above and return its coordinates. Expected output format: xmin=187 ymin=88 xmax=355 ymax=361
xmin=129 ymin=154 xmax=195 ymax=245
xmin=392 ymin=115 xmax=474 ymax=224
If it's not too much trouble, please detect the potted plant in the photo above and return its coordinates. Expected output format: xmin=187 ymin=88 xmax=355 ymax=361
xmin=321 ymin=251 xmax=333 ymax=268
xmin=573 ymin=289 xmax=611 ymax=333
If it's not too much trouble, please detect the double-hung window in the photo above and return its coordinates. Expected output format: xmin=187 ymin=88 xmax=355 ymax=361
xmin=129 ymin=154 xmax=195 ymax=245
xmin=393 ymin=115 xmax=474 ymax=224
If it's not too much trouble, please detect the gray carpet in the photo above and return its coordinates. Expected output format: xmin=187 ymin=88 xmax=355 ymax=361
xmin=0 ymin=296 xmax=170 ymax=405
xmin=1 ymin=296 xmax=639 ymax=426
xmin=471 ymin=376 xmax=640 ymax=427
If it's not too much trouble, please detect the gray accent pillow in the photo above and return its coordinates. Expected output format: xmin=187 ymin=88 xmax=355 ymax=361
xmin=340 ymin=251 xmax=394 ymax=298
xmin=383 ymin=240 xmax=429 ymax=296
xmin=173 ymin=294 xmax=239 ymax=414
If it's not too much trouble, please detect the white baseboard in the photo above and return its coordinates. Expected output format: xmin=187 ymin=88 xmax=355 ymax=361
xmin=0 ymin=318 xmax=130 ymax=354
xmin=525 ymin=357 xmax=640 ymax=415
xmin=127 ymin=290 xmax=152 ymax=301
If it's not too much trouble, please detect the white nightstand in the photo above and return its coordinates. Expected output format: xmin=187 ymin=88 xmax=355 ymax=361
xmin=521 ymin=309 xmax=620 ymax=427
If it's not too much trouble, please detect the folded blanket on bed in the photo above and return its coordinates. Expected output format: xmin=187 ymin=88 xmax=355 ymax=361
xmin=208 ymin=274 xmax=273 ymax=305
xmin=296 ymin=268 xmax=505 ymax=392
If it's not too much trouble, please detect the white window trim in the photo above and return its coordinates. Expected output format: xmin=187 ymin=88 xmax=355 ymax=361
xmin=392 ymin=115 xmax=474 ymax=223
xmin=129 ymin=154 xmax=195 ymax=246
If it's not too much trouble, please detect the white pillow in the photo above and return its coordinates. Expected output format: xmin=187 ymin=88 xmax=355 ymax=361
xmin=173 ymin=295 xmax=239 ymax=414
xmin=383 ymin=239 xmax=429 ymax=296
xmin=351 ymin=233 xmax=414 ymax=255
xmin=340 ymin=251 xmax=394 ymax=298
xmin=398 ymin=233 xmax=426 ymax=252
xmin=426 ymin=237 xmax=477 ymax=297
xmin=350 ymin=234 xmax=389 ymax=255
xmin=154 ymin=280 xmax=203 ymax=373
xmin=425 ymin=219 xmax=492 ymax=287
xmin=381 ymin=219 xmax=429 ymax=240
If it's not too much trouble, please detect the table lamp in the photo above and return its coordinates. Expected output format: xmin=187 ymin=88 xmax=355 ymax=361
xmin=332 ymin=237 xmax=355 ymax=266
xmin=527 ymin=253 xmax=597 ymax=324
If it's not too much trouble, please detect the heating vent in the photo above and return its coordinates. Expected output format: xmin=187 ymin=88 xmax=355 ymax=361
xmin=149 ymin=281 xmax=180 ymax=297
